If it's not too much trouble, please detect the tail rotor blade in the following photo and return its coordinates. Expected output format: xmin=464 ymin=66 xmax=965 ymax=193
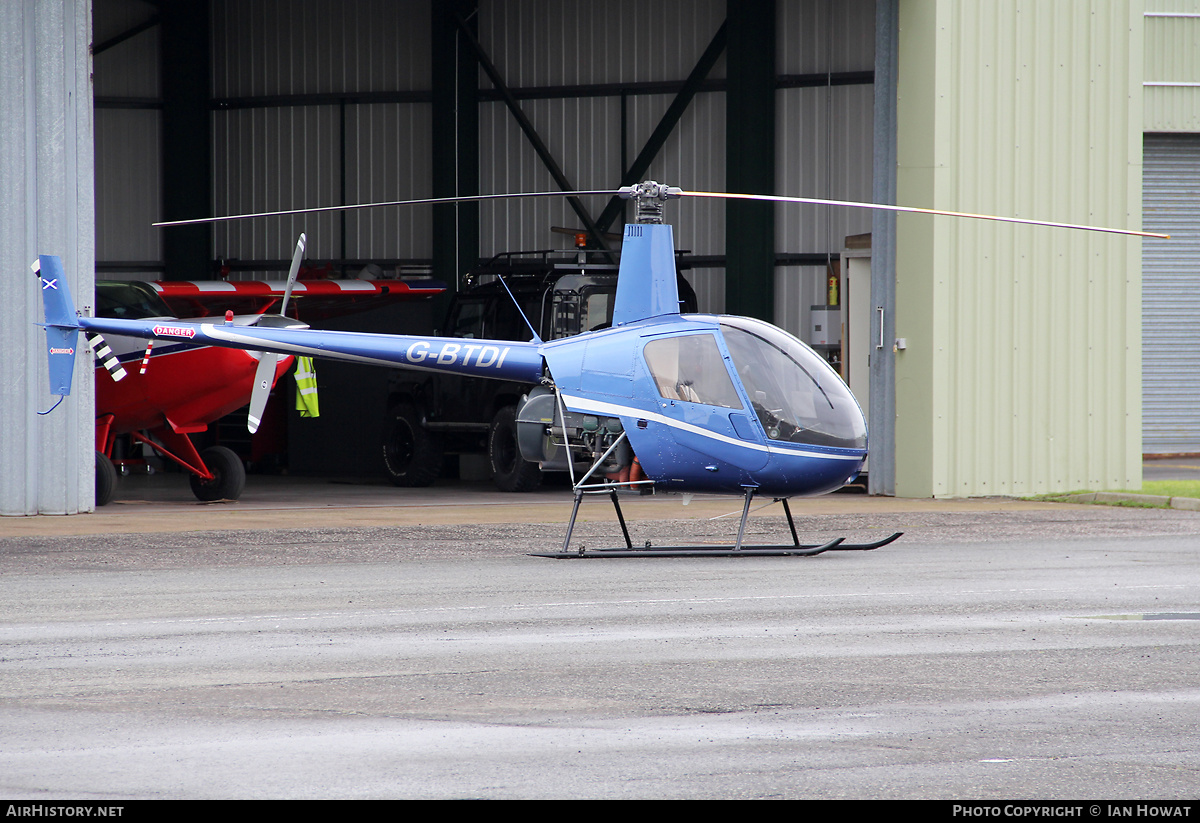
xmin=247 ymin=353 xmax=279 ymax=434
xmin=88 ymin=333 xmax=127 ymax=382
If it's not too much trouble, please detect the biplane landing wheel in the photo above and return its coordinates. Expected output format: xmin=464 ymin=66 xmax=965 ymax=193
xmin=382 ymin=402 xmax=442 ymax=487
xmin=488 ymin=405 xmax=542 ymax=493
xmin=95 ymin=451 xmax=117 ymax=507
xmin=189 ymin=445 xmax=245 ymax=502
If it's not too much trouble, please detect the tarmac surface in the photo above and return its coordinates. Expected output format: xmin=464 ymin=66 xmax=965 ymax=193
xmin=1 ymin=471 xmax=1199 ymax=799
xmin=1143 ymin=456 xmax=1200 ymax=482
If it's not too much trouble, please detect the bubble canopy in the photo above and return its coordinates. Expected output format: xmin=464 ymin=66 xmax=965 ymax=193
xmin=718 ymin=316 xmax=867 ymax=451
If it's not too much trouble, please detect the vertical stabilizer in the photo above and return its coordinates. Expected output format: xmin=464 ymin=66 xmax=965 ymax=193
xmin=611 ymin=222 xmax=680 ymax=326
xmin=35 ymin=255 xmax=81 ymax=396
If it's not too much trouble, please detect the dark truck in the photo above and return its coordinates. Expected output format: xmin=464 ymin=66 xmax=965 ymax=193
xmin=381 ymin=250 xmax=697 ymax=491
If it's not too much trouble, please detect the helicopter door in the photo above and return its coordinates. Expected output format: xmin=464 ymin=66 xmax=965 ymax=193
xmin=641 ymin=332 xmax=769 ymax=472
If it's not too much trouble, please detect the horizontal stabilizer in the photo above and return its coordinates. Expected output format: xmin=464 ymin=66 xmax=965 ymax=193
xmin=44 ymin=326 xmax=79 ymax=396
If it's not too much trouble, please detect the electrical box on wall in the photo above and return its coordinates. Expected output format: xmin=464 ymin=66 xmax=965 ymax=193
xmin=809 ymin=305 xmax=840 ymax=348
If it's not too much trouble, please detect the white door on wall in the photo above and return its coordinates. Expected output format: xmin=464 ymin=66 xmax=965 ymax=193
xmin=841 ymin=249 xmax=872 ymax=469
xmin=841 ymin=253 xmax=872 ymax=411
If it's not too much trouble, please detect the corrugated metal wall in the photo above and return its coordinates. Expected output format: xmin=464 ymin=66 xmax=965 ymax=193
xmin=474 ymin=0 xmax=876 ymax=331
xmin=93 ymin=0 xmax=161 ymax=276
xmin=211 ymin=0 xmax=432 ymax=268
xmin=776 ymin=0 xmax=875 ymax=255
xmin=1143 ymin=133 xmax=1200 ymax=453
xmin=477 ymin=0 xmax=726 ymax=260
xmin=1145 ymin=1 xmax=1200 ymax=131
xmin=474 ymin=1 xmax=732 ymax=314
xmin=92 ymin=0 xmax=878 ymax=332
xmin=1 ymin=0 xmax=95 ymax=515
xmin=1142 ymin=4 xmax=1200 ymax=454
xmin=894 ymin=0 xmax=1143 ymax=498
xmin=775 ymin=0 xmax=875 ymax=335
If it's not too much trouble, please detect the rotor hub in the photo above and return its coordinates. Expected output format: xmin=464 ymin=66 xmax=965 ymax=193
xmin=618 ymin=181 xmax=682 ymax=224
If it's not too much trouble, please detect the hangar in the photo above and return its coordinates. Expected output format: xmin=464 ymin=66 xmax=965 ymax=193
xmin=1 ymin=1 xmax=1193 ymax=514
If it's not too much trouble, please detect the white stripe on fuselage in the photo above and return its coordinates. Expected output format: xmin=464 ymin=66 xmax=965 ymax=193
xmin=559 ymin=393 xmax=863 ymax=462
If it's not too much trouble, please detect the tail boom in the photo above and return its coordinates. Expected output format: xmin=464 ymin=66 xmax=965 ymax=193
xmin=36 ymin=251 xmax=545 ymax=391
xmin=78 ymin=316 xmax=546 ymax=384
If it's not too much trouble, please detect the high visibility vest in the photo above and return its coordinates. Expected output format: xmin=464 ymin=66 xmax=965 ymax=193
xmin=294 ymin=356 xmax=319 ymax=417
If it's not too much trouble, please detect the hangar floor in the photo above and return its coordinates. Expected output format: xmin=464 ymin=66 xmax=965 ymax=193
xmin=2 ymin=457 xmax=1195 ymax=539
xmin=0 ymin=470 xmax=1097 ymax=540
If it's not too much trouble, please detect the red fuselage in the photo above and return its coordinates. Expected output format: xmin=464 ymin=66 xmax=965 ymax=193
xmin=95 ymin=337 xmax=293 ymax=439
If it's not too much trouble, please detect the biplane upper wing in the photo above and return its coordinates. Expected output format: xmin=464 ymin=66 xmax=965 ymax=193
xmin=151 ymin=277 xmax=446 ymax=321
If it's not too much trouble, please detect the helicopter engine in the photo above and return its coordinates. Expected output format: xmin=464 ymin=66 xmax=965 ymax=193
xmin=516 ymin=386 xmax=632 ymax=475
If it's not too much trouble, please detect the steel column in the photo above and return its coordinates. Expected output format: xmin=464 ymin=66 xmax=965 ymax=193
xmin=0 ymin=0 xmax=94 ymax=515
xmin=161 ymin=0 xmax=212 ymax=282
xmin=725 ymin=0 xmax=776 ymax=322
xmin=869 ymin=0 xmax=899 ymax=496
xmin=432 ymin=0 xmax=479 ymax=297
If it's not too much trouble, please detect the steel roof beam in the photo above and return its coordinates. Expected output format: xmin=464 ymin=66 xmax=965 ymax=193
xmin=594 ymin=21 xmax=729 ymax=236
xmin=450 ymin=9 xmax=612 ymax=255
xmin=92 ymin=14 xmax=159 ymax=57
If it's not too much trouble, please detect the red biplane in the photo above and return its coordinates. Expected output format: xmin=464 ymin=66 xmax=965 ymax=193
xmin=91 ymin=258 xmax=444 ymax=506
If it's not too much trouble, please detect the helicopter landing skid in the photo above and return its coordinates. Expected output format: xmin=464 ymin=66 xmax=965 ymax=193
xmin=530 ymin=485 xmax=902 ymax=559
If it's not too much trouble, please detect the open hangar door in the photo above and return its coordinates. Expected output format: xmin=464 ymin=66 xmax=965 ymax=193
xmin=91 ymin=0 xmax=879 ymax=483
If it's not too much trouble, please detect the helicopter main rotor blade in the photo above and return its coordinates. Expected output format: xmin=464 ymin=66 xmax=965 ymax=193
xmin=153 ymin=190 xmax=620 ymax=228
xmin=153 ymin=182 xmax=1166 ymax=239
xmin=682 ymin=190 xmax=1169 ymax=239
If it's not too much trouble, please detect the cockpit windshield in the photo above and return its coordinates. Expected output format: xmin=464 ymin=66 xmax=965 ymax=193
xmin=95 ymin=281 xmax=173 ymax=320
xmin=719 ymin=316 xmax=867 ymax=450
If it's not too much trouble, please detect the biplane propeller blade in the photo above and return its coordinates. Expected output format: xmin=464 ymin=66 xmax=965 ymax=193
xmin=247 ymin=232 xmax=306 ymax=435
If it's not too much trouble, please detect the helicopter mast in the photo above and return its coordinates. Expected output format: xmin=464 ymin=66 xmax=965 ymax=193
xmin=608 ymin=183 xmax=684 ymax=327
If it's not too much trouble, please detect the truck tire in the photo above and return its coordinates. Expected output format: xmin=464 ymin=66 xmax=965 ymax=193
xmin=383 ymin=402 xmax=442 ymax=487
xmin=189 ymin=445 xmax=246 ymax=502
xmin=488 ymin=405 xmax=542 ymax=492
xmin=95 ymin=451 xmax=117 ymax=507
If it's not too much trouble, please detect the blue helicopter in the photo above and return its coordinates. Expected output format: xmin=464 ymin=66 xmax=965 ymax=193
xmin=36 ymin=181 xmax=1163 ymax=557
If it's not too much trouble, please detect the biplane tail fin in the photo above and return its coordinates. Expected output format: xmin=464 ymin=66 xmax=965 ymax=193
xmin=33 ymin=254 xmax=82 ymax=396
